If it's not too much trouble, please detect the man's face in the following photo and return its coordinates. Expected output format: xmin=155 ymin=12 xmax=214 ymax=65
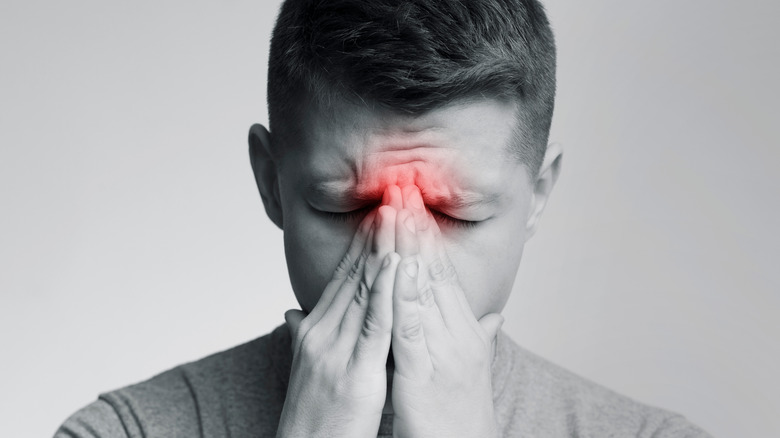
xmin=275 ymin=98 xmax=536 ymax=319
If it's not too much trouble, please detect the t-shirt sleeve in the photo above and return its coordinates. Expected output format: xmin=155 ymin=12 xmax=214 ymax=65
xmin=54 ymin=399 xmax=129 ymax=438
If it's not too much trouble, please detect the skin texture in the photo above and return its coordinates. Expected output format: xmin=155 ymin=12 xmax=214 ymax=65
xmin=249 ymin=97 xmax=562 ymax=436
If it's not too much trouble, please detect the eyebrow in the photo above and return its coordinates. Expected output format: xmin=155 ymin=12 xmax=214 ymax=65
xmin=308 ymin=181 xmax=500 ymax=210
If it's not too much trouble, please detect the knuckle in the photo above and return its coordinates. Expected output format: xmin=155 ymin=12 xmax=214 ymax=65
xmin=352 ymin=281 xmax=369 ymax=307
xmin=399 ymin=286 xmax=419 ymax=304
xmin=428 ymin=258 xmax=457 ymax=283
xmin=335 ymin=254 xmax=354 ymax=277
xmin=297 ymin=330 xmax=320 ymax=358
xmin=398 ymin=320 xmax=422 ymax=341
xmin=418 ymin=285 xmax=436 ymax=308
xmin=347 ymin=254 xmax=365 ymax=281
xmin=361 ymin=309 xmax=385 ymax=338
xmin=292 ymin=320 xmax=311 ymax=346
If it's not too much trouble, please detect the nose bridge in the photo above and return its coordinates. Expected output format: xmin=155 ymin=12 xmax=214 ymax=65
xmin=359 ymin=146 xmax=455 ymax=201
xmin=392 ymin=161 xmax=420 ymax=188
xmin=377 ymin=160 xmax=450 ymax=202
xmin=380 ymin=160 xmax=435 ymax=192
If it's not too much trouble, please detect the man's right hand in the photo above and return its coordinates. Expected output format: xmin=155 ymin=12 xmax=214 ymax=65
xmin=276 ymin=197 xmax=400 ymax=438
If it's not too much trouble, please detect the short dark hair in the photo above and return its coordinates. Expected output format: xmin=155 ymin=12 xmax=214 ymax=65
xmin=267 ymin=0 xmax=556 ymax=176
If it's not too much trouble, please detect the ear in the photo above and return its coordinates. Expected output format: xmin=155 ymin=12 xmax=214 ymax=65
xmin=248 ymin=123 xmax=284 ymax=229
xmin=525 ymin=142 xmax=563 ymax=240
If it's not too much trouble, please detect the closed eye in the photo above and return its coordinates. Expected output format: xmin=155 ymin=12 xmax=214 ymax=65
xmin=316 ymin=205 xmax=481 ymax=229
xmin=317 ymin=204 xmax=376 ymax=223
xmin=429 ymin=209 xmax=481 ymax=229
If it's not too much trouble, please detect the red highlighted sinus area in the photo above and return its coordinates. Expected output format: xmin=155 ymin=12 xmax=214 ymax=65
xmin=354 ymin=159 xmax=462 ymax=210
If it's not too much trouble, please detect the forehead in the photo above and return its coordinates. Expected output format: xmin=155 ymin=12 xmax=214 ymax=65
xmin=289 ymin=98 xmax=525 ymax=200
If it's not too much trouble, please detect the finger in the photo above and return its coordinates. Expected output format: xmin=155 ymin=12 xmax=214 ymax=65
xmin=392 ymin=256 xmax=432 ymax=377
xmin=478 ymin=312 xmax=504 ymax=342
xmin=349 ymin=252 xmax=400 ymax=368
xmin=364 ymin=205 xmax=397 ymax=288
xmin=306 ymin=212 xmax=375 ymax=325
xmin=395 ymin=205 xmax=447 ymax=348
xmin=401 ymin=184 xmax=429 ymax=229
xmin=402 ymin=185 xmax=434 ymax=286
xmin=315 ymin=235 xmax=372 ymax=332
xmin=284 ymin=309 xmax=307 ymax=354
xmin=382 ymin=184 xmax=403 ymax=210
xmin=333 ymin=210 xmax=377 ymax=282
xmin=478 ymin=312 xmax=505 ymax=365
xmin=342 ymin=252 xmax=399 ymax=339
xmin=414 ymin=280 xmax=448 ymax=350
xmin=417 ymin=215 xmax=476 ymax=332
xmin=394 ymin=206 xmax=448 ymax=350
xmin=395 ymin=209 xmax=419 ymax=259
xmin=416 ymin=207 xmax=444 ymax=266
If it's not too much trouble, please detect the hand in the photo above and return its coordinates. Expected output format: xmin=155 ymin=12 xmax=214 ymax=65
xmin=390 ymin=185 xmax=504 ymax=438
xmin=276 ymin=207 xmax=400 ymax=438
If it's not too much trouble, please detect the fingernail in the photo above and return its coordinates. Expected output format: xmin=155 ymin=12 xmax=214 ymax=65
xmin=409 ymin=187 xmax=424 ymax=210
xmin=404 ymin=259 xmax=418 ymax=278
xmin=382 ymin=185 xmax=399 ymax=206
xmin=404 ymin=215 xmax=416 ymax=233
xmin=382 ymin=186 xmax=392 ymax=206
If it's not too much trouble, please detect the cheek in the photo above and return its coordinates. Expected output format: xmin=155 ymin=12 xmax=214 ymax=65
xmin=283 ymin=204 xmax=355 ymax=312
xmin=444 ymin=217 xmax=527 ymax=318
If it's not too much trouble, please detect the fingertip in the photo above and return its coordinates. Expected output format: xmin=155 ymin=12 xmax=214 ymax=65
xmin=382 ymin=184 xmax=403 ymax=209
xmin=479 ymin=312 xmax=505 ymax=339
xmin=377 ymin=204 xmax=396 ymax=218
xmin=284 ymin=309 xmax=306 ymax=336
xmin=284 ymin=308 xmax=305 ymax=322
xmin=360 ymin=209 xmax=377 ymax=232
xmin=382 ymin=185 xmax=393 ymax=205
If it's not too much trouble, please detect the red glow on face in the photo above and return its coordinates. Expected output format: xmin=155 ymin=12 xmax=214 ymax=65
xmin=307 ymin=147 xmax=490 ymax=221
xmin=352 ymin=159 xmax=462 ymax=210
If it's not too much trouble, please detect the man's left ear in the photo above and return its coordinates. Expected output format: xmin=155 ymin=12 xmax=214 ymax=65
xmin=248 ymin=123 xmax=284 ymax=229
xmin=525 ymin=142 xmax=563 ymax=240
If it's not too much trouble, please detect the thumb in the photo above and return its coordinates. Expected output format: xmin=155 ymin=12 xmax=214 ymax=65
xmin=284 ymin=309 xmax=307 ymax=349
xmin=478 ymin=313 xmax=504 ymax=358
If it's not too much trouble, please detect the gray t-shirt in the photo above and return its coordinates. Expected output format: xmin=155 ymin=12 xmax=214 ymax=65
xmin=55 ymin=324 xmax=710 ymax=437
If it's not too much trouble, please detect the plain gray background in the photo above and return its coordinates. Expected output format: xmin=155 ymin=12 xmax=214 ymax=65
xmin=1 ymin=0 xmax=778 ymax=436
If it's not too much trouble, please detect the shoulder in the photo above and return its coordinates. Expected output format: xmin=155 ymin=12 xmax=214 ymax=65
xmin=54 ymin=325 xmax=292 ymax=438
xmin=55 ymin=399 xmax=126 ymax=438
xmin=493 ymin=332 xmax=711 ymax=437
